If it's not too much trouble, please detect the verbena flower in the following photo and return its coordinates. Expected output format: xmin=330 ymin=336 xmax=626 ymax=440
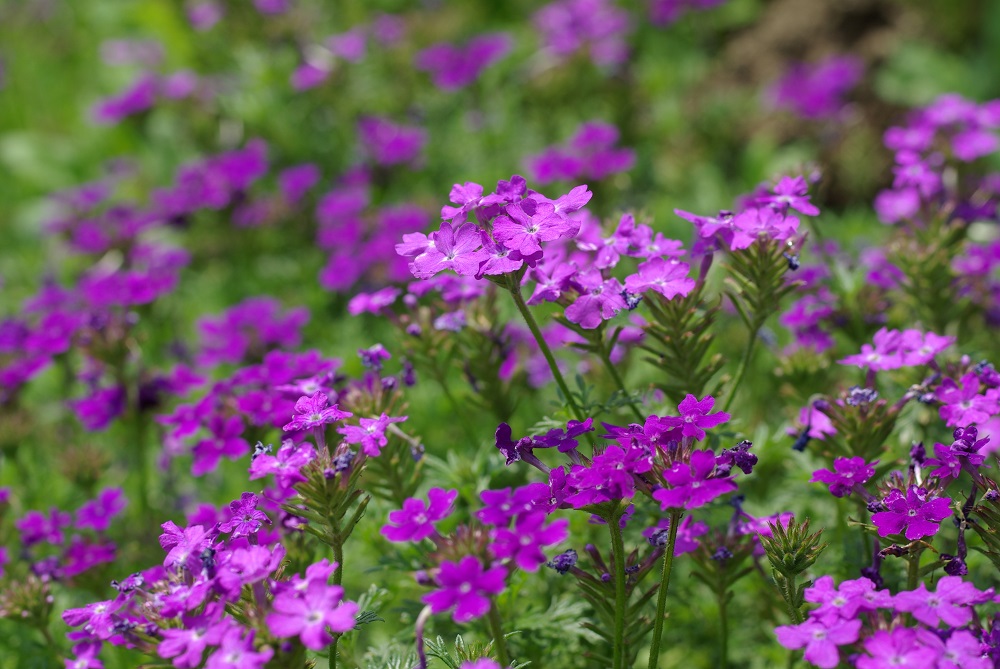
xmin=339 ymin=413 xmax=408 ymax=456
xmin=422 ymin=555 xmax=506 ymax=622
xmin=893 ymin=575 xmax=994 ymax=627
xmin=653 ymin=450 xmax=737 ymax=510
xmin=870 ymin=486 xmax=952 ymax=540
xmin=774 ymin=618 xmax=861 ymax=668
xmin=267 ymin=581 xmax=358 ymax=650
xmin=489 ymin=511 xmax=569 ymax=571
xmin=282 ymin=392 xmax=352 ymax=433
xmin=382 ymin=488 xmax=458 ymax=542
xmin=810 ymin=457 xmax=877 ymax=498
xmin=658 ymin=394 xmax=731 ymax=441
xmin=217 ymin=493 xmax=269 ymax=539
xmin=415 ymin=33 xmax=511 ymax=90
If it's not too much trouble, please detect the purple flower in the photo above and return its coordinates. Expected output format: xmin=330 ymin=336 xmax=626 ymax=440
xmin=653 ymin=450 xmax=737 ymax=510
xmin=203 ymin=627 xmax=273 ymax=669
xmin=623 ymin=257 xmax=694 ymax=299
xmin=357 ymin=116 xmax=426 ymax=166
xmin=381 ymin=488 xmax=458 ymax=542
xmin=839 ymin=327 xmax=905 ymax=371
xmin=769 ymin=56 xmax=863 ymax=120
xmin=248 ymin=441 xmax=315 ymax=491
xmin=460 ymin=660 xmax=503 ymax=669
xmin=920 ymin=629 xmax=991 ymax=669
xmin=75 ymin=488 xmax=127 ymax=532
xmin=16 ymin=508 xmax=71 ymax=546
xmin=871 ymin=486 xmax=952 ymax=540
xmin=218 ymin=493 xmax=270 ymax=539
xmin=936 ymin=372 xmax=999 ymax=426
xmin=416 ymin=33 xmax=512 ymax=90
xmin=564 ymin=271 xmax=626 ymax=329
xmin=279 ymin=164 xmax=320 ymax=205
xmin=874 ymin=187 xmax=922 ymax=224
xmin=810 ymin=457 xmax=877 ymax=498
xmin=267 ymin=581 xmax=358 ymax=650
xmin=774 ymin=618 xmax=862 ymax=668
xmin=492 ymin=200 xmax=568 ymax=256
xmin=893 ymin=575 xmax=993 ymax=627
xmin=338 ymin=413 xmax=407 ymax=457
xmin=282 ymin=392 xmax=352 ymax=433
xmin=410 ymin=222 xmax=486 ymax=279
xmin=856 ymin=628 xmax=933 ymax=669
xmin=803 ymin=576 xmax=892 ymax=623
xmin=477 ymin=483 xmax=551 ymax=525
xmin=533 ymin=0 xmax=633 ymax=67
xmin=158 ymin=613 xmax=230 ymax=668
xmin=490 ymin=511 xmax=569 ymax=572
xmin=642 ymin=515 xmax=709 ymax=555
xmin=422 ymin=555 xmax=506 ymax=622
xmin=659 ymin=394 xmax=730 ymax=441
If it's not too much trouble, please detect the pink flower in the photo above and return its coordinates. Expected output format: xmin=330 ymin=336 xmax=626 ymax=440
xmin=871 ymin=487 xmax=951 ymax=541
xmin=774 ymin=618 xmax=861 ymax=668
xmin=893 ymin=575 xmax=993 ymax=627
xmin=282 ymin=392 xmax=352 ymax=433
xmin=490 ymin=511 xmax=569 ymax=572
xmin=267 ymin=581 xmax=358 ymax=650
xmin=653 ymin=450 xmax=737 ymax=510
xmin=381 ymin=488 xmax=458 ymax=542
xmin=659 ymin=394 xmax=731 ymax=441
xmin=422 ymin=556 xmax=506 ymax=622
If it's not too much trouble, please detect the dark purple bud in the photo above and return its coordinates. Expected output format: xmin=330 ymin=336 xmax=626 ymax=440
xmin=625 ymin=565 xmax=640 ymax=575
xmin=252 ymin=441 xmax=273 ymax=460
xmin=406 ymin=323 xmax=422 ymax=337
xmin=648 ymin=529 xmax=671 ymax=547
xmin=866 ymin=499 xmax=884 ymax=513
xmin=782 ymin=252 xmax=800 ymax=271
xmin=878 ymin=544 xmax=907 ymax=558
xmin=332 ymin=448 xmax=355 ymax=472
xmin=546 ymin=549 xmax=578 ymax=575
xmin=600 ymin=572 xmax=611 ymax=582
xmin=910 ymin=442 xmax=926 ymax=465
xmin=846 ymin=386 xmax=879 ymax=407
xmin=712 ymin=547 xmax=733 ymax=561
xmin=621 ymin=290 xmax=643 ymax=310
xmin=985 ymin=489 xmax=999 ymax=502
xmin=402 ymin=360 xmax=417 ymax=386
xmin=791 ymin=430 xmax=811 ymax=452
xmin=944 ymin=556 xmax=968 ymax=576
xmin=414 ymin=570 xmax=433 ymax=586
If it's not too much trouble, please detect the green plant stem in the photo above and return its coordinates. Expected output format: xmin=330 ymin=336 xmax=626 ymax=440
xmin=647 ymin=510 xmax=681 ymax=669
xmin=507 ymin=277 xmax=585 ymax=421
xmin=609 ymin=514 xmax=628 ymax=669
xmin=487 ymin=599 xmax=512 ymax=667
xmin=598 ymin=346 xmax=645 ymax=422
xmin=722 ymin=327 xmax=759 ymax=414
xmin=718 ymin=591 xmax=729 ymax=669
xmin=330 ymin=531 xmax=344 ymax=669
xmin=907 ymin=549 xmax=921 ymax=591
xmin=782 ymin=575 xmax=804 ymax=625
xmin=131 ymin=401 xmax=151 ymax=525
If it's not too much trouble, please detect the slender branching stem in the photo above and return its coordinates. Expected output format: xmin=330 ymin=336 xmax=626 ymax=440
xmin=487 ymin=599 xmax=512 ymax=667
xmin=609 ymin=513 xmax=628 ymax=669
xmin=647 ymin=510 xmax=681 ymax=668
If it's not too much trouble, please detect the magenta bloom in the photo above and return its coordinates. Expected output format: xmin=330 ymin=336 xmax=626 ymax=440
xmin=653 ymin=450 xmax=737 ymax=510
xmin=936 ymin=372 xmax=999 ymax=427
xmin=409 ymin=222 xmax=485 ymax=279
xmin=623 ymin=257 xmax=694 ymax=300
xmin=381 ymin=488 xmax=458 ymax=542
xmin=203 ymin=627 xmax=273 ymax=669
xmin=871 ymin=487 xmax=952 ymax=540
xmin=422 ymin=555 xmax=506 ymax=622
xmin=490 ymin=511 xmax=569 ymax=572
xmin=564 ymin=271 xmax=627 ymax=329
xmin=810 ymin=457 xmax=877 ymax=498
xmin=775 ymin=618 xmax=861 ymax=669
xmin=267 ymin=581 xmax=358 ymax=650
xmin=218 ymin=492 xmax=270 ymax=539
xmin=856 ymin=628 xmax=933 ymax=669
xmin=839 ymin=327 xmax=905 ymax=371
xmin=659 ymin=394 xmax=731 ymax=441
xmin=769 ymin=56 xmax=863 ymax=120
xmin=642 ymin=515 xmax=709 ymax=555
xmin=803 ymin=576 xmax=892 ymax=623
xmin=416 ymin=33 xmax=511 ymax=90
xmin=282 ymin=392 xmax=352 ymax=433
xmin=893 ymin=575 xmax=993 ymax=627
xmin=75 ymin=488 xmax=127 ymax=532
xmin=357 ymin=116 xmax=426 ymax=166
xmin=477 ymin=483 xmax=551 ymax=525
xmin=338 ymin=413 xmax=408 ymax=457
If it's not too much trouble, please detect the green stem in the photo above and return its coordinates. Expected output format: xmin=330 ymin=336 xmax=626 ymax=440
xmin=718 ymin=590 xmax=729 ymax=669
xmin=599 ymin=346 xmax=645 ymax=423
xmin=647 ymin=510 xmax=681 ymax=669
xmin=487 ymin=599 xmax=512 ymax=667
xmin=722 ymin=326 xmax=759 ymax=414
xmin=330 ymin=535 xmax=344 ymax=669
xmin=507 ymin=276 xmax=585 ymax=421
xmin=608 ymin=513 xmax=628 ymax=669
xmin=132 ymin=400 xmax=151 ymax=525
xmin=907 ymin=549 xmax=921 ymax=591
xmin=783 ymin=575 xmax=804 ymax=625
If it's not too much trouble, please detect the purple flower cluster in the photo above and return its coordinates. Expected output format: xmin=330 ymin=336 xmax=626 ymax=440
xmin=92 ymin=70 xmax=212 ymax=124
xmin=63 ymin=494 xmax=358 ymax=668
xmin=776 ymin=575 xmax=995 ymax=668
xmin=875 ymin=94 xmax=1000 ymax=225
xmin=10 ymin=488 xmax=126 ymax=581
xmin=768 ymin=56 xmax=863 ymax=120
xmin=534 ymin=0 xmax=633 ymax=67
xmin=316 ymin=168 xmax=431 ymax=292
xmin=196 ymin=297 xmax=309 ymax=367
xmin=357 ymin=116 xmax=427 ymax=167
xmin=527 ymin=121 xmax=635 ymax=185
xmin=416 ymin=33 xmax=512 ymax=90
xmin=676 ymin=175 xmax=817 ymax=254
xmin=839 ymin=327 xmax=954 ymax=373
